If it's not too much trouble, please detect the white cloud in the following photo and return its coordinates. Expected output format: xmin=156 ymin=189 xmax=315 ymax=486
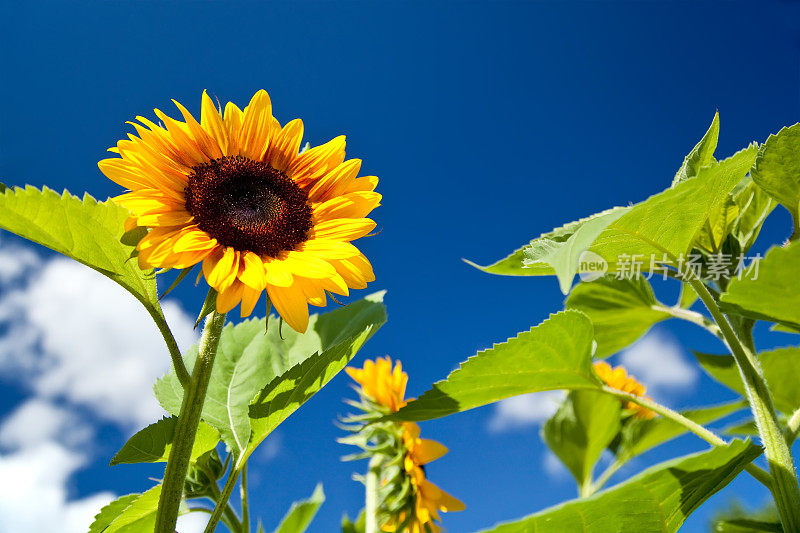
xmin=0 ymin=399 xmax=92 ymax=450
xmin=0 ymin=242 xmax=198 ymax=532
xmin=618 ymin=330 xmax=698 ymax=397
xmin=542 ymin=449 xmax=569 ymax=480
xmin=0 ymin=442 xmax=114 ymax=533
xmin=488 ymin=390 xmax=565 ymax=432
xmin=0 ymin=257 xmax=197 ymax=428
xmin=177 ymin=511 xmax=210 ymax=533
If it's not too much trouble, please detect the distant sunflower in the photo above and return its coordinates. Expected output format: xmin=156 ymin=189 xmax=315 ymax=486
xmin=593 ymin=361 xmax=656 ymax=419
xmin=345 ymin=357 xmax=464 ymax=533
xmin=99 ymin=90 xmax=379 ymax=332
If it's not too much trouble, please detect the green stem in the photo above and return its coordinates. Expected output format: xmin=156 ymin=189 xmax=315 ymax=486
xmin=148 ymin=307 xmax=191 ymax=388
xmin=652 ymin=304 xmax=724 ymax=341
xmin=204 ymin=481 xmax=242 ymax=532
xmin=365 ymin=455 xmax=381 ymax=533
xmin=687 ymin=277 xmax=800 ymax=531
xmin=602 ymin=386 xmax=773 ymax=490
xmin=155 ymin=308 xmax=227 ymax=533
xmin=204 ymin=465 xmax=243 ymax=533
xmin=240 ymin=463 xmax=250 ymax=533
xmin=589 ymin=459 xmax=625 ymax=495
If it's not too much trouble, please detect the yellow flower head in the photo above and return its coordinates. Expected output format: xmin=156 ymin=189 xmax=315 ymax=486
xmin=346 ymin=356 xmax=408 ymax=412
xmin=99 ymin=90 xmax=380 ymax=332
xmin=381 ymin=423 xmax=464 ymax=533
xmin=593 ymin=361 xmax=656 ymax=419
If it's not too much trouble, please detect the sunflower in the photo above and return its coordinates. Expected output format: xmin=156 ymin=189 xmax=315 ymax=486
xmin=345 ymin=357 xmax=464 ymax=532
xmin=593 ymin=361 xmax=656 ymax=419
xmin=346 ymin=356 xmax=408 ymax=412
xmin=99 ymin=90 xmax=379 ymax=332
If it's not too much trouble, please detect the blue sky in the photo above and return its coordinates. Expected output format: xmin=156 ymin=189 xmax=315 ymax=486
xmin=1 ymin=1 xmax=799 ymax=531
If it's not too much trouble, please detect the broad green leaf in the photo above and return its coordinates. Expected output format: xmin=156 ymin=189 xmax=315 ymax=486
xmin=589 ymin=146 xmax=758 ymax=272
xmin=465 ymin=207 xmax=629 ymax=278
xmin=273 ymin=484 xmax=325 ymax=533
xmin=720 ymin=240 xmax=800 ymax=330
xmin=543 ymin=390 xmax=621 ymax=486
xmin=473 ymin=146 xmax=756 ymax=286
xmin=89 ymin=494 xmax=140 ymax=533
xmin=673 ymin=112 xmax=720 ymax=185
xmin=522 ymin=207 xmax=628 ymax=293
xmin=103 ymin=485 xmax=162 ymax=533
xmin=695 ymin=195 xmax=740 ymax=254
xmin=731 ymin=177 xmax=776 ymax=252
xmin=0 ymin=186 xmax=170 ymax=340
xmin=613 ymin=401 xmax=746 ymax=463
xmin=752 ymin=123 xmax=800 ymax=222
xmin=110 ymin=418 xmax=219 ymax=465
xmin=156 ymin=293 xmax=387 ymax=463
xmin=478 ymin=440 xmax=760 ymax=533
xmin=695 ymin=349 xmax=800 ymax=414
xmin=395 ymin=310 xmax=600 ymax=422
xmin=565 ymin=276 xmax=669 ymax=358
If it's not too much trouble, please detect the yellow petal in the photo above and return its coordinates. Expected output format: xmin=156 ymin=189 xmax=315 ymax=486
xmin=238 ymin=252 xmax=266 ymax=290
xmin=239 ymin=90 xmax=273 ymax=160
xmin=308 ymin=158 xmax=361 ymax=203
xmin=267 ymin=282 xmax=310 ymax=333
xmin=266 ymin=119 xmax=304 ymax=171
xmin=200 ymin=90 xmax=229 ymax=155
xmin=289 ymin=135 xmax=346 ymax=186
xmin=313 ymin=218 xmax=376 ymax=242
xmin=203 ymin=247 xmax=239 ymax=292
xmin=217 ymin=280 xmax=245 ymax=313
xmin=313 ymin=191 xmax=381 ymax=221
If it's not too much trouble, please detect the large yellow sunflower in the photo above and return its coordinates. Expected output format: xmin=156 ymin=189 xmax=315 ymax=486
xmin=99 ymin=90 xmax=379 ymax=332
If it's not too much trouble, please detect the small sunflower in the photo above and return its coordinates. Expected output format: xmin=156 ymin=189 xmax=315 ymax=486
xmin=99 ymin=90 xmax=379 ymax=332
xmin=344 ymin=357 xmax=464 ymax=533
xmin=346 ymin=356 xmax=408 ymax=412
xmin=593 ymin=361 xmax=656 ymax=419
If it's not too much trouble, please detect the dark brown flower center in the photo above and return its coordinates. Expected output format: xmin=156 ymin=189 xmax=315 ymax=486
xmin=184 ymin=156 xmax=312 ymax=257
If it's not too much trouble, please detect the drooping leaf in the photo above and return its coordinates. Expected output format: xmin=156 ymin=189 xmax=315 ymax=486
xmin=472 ymin=146 xmax=757 ymax=289
xmin=588 ymin=146 xmax=757 ymax=273
xmin=720 ymin=240 xmax=800 ymax=330
xmin=395 ymin=310 xmax=600 ymax=422
xmin=695 ymin=349 xmax=800 ymax=414
xmin=89 ymin=494 xmax=140 ymax=533
xmin=673 ymin=112 xmax=720 ymax=185
xmin=110 ymin=418 xmax=219 ymax=465
xmin=543 ymin=390 xmax=621 ymax=486
xmin=478 ymin=440 xmax=761 ymax=533
xmin=465 ymin=206 xmax=628 ymax=279
xmin=101 ymin=485 xmax=162 ymax=533
xmin=565 ymin=276 xmax=670 ymax=358
xmin=0 ymin=186 xmax=172 ymax=341
xmin=155 ymin=293 xmax=387 ymax=463
xmin=272 ymin=484 xmax=325 ymax=533
xmin=612 ymin=401 xmax=746 ymax=463
xmin=751 ymin=123 xmax=800 ymax=224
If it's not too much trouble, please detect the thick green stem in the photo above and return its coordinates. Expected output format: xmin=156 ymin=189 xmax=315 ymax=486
xmin=240 ymin=463 xmax=250 ymax=533
xmin=603 ymin=386 xmax=772 ymax=489
xmin=365 ymin=455 xmax=381 ymax=533
xmin=687 ymin=277 xmax=800 ymax=531
xmin=155 ymin=309 xmax=227 ymax=533
xmin=204 ymin=465 xmax=243 ymax=533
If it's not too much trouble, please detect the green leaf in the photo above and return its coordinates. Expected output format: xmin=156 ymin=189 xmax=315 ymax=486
xmin=678 ymin=283 xmax=698 ymax=309
xmin=714 ymin=519 xmax=782 ymax=532
xmin=341 ymin=511 xmax=366 ymax=533
xmin=110 ymin=417 xmax=219 ymax=465
xmin=0 ymin=186 xmax=169 ymax=337
xmin=465 ymin=206 xmax=628 ymax=279
xmin=543 ymin=390 xmax=621 ymax=486
xmin=731 ymin=177 xmax=776 ymax=252
xmin=752 ymin=123 xmax=800 ymax=223
xmin=89 ymin=494 xmax=140 ymax=533
xmin=102 ymin=485 xmax=162 ymax=533
xmin=673 ymin=112 xmax=720 ymax=186
xmin=695 ymin=349 xmax=800 ymax=414
xmin=156 ymin=293 xmax=387 ymax=463
xmin=565 ymin=276 xmax=670 ymax=358
xmin=472 ymin=146 xmax=756 ymax=288
xmin=395 ymin=310 xmax=600 ymax=422
xmin=246 ymin=293 xmax=386 ymax=464
xmin=720 ymin=240 xmax=800 ymax=330
xmin=589 ymin=146 xmax=758 ymax=272
xmin=273 ymin=484 xmax=325 ymax=533
xmin=613 ymin=401 xmax=746 ymax=463
xmin=478 ymin=440 xmax=761 ymax=533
